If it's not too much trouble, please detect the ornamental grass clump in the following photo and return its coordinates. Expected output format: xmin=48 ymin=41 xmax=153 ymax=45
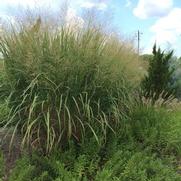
xmin=0 ymin=18 xmax=140 ymax=154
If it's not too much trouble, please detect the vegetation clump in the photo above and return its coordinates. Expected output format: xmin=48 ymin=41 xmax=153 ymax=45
xmin=0 ymin=12 xmax=181 ymax=181
xmin=0 ymin=18 xmax=142 ymax=154
xmin=141 ymin=44 xmax=176 ymax=101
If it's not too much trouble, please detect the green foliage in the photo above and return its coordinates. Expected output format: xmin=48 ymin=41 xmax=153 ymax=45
xmin=96 ymin=150 xmax=181 ymax=181
xmin=141 ymin=44 xmax=175 ymax=101
xmin=128 ymin=106 xmax=168 ymax=150
xmin=9 ymin=150 xmax=97 ymax=181
xmin=0 ymin=66 xmax=10 ymax=126
xmin=9 ymin=142 xmax=181 ymax=181
xmin=126 ymin=105 xmax=181 ymax=156
xmin=165 ymin=110 xmax=181 ymax=155
xmin=170 ymin=56 xmax=181 ymax=98
xmin=8 ymin=104 xmax=181 ymax=180
xmin=0 ymin=151 xmax=4 ymax=180
xmin=9 ymin=156 xmax=36 ymax=181
xmin=141 ymin=54 xmax=153 ymax=62
xmin=0 ymin=13 xmax=181 ymax=181
xmin=7 ymin=102 xmax=181 ymax=180
xmin=0 ymin=20 xmax=140 ymax=154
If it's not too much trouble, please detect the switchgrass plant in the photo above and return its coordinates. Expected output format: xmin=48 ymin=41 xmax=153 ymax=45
xmin=0 ymin=17 xmax=141 ymax=153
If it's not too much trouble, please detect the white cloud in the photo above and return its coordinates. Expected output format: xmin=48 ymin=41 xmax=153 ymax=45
xmin=0 ymin=1 xmax=84 ymax=31
xmin=133 ymin=0 xmax=173 ymax=19
xmin=150 ymin=8 xmax=181 ymax=44
xmin=65 ymin=8 xmax=84 ymax=29
xmin=151 ymin=8 xmax=181 ymax=34
xmin=81 ymin=2 xmax=95 ymax=9
xmin=1 ymin=0 xmax=51 ymax=9
xmin=143 ymin=8 xmax=181 ymax=56
xmin=0 ymin=0 xmax=65 ymax=14
xmin=80 ymin=1 xmax=107 ymax=11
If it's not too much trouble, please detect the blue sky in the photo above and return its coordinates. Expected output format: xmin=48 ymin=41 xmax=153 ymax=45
xmin=0 ymin=0 xmax=181 ymax=56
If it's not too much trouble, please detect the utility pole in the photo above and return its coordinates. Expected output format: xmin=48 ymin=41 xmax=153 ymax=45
xmin=137 ymin=30 xmax=142 ymax=55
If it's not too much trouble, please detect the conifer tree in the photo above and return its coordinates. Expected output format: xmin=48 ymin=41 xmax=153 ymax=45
xmin=141 ymin=44 xmax=175 ymax=101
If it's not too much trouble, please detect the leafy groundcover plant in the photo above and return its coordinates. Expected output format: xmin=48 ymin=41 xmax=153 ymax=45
xmin=4 ymin=103 xmax=181 ymax=181
xmin=8 ymin=137 xmax=181 ymax=181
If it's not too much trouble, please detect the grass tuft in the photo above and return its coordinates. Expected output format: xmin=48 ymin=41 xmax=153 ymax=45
xmin=0 ymin=19 xmax=142 ymax=153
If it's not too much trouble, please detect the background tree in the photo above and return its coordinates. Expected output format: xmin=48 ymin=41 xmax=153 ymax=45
xmin=141 ymin=44 xmax=176 ymax=101
xmin=170 ymin=56 xmax=181 ymax=99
